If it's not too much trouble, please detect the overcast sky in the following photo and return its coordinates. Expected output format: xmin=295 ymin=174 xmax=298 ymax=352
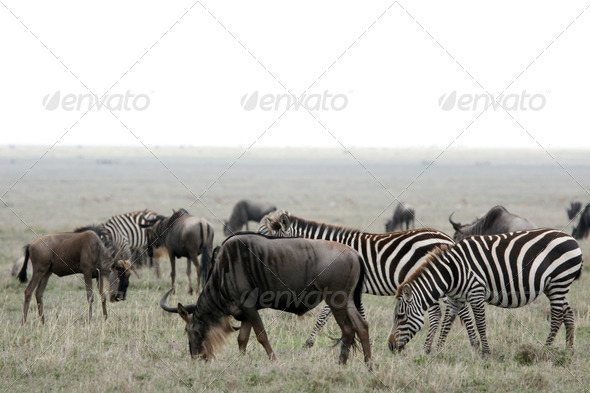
xmin=1 ymin=1 xmax=589 ymax=149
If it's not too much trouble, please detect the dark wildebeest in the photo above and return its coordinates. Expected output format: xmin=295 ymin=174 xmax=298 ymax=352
xmin=223 ymin=200 xmax=276 ymax=236
xmin=449 ymin=205 xmax=536 ymax=241
xmin=160 ymin=233 xmax=372 ymax=368
xmin=385 ymin=202 xmax=415 ymax=232
xmin=18 ymin=230 xmax=131 ymax=324
xmin=572 ymin=203 xmax=590 ymax=239
xmin=567 ymin=200 xmax=583 ymax=220
xmin=145 ymin=209 xmax=214 ymax=295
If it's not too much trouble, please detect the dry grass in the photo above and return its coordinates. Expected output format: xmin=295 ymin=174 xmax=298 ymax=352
xmin=1 ymin=146 xmax=590 ymax=392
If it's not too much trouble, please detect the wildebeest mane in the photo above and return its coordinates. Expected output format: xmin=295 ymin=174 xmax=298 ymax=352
xmin=221 ymin=231 xmax=289 ymax=245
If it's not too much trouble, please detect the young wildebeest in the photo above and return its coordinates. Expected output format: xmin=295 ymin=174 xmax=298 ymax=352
xmin=385 ymin=202 xmax=415 ymax=232
xmin=19 ymin=230 xmax=131 ymax=324
xmin=449 ymin=205 xmax=536 ymax=241
xmin=572 ymin=203 xmax=590 ymax=240
xmin=145 ymin=209 xmax=214 ymax=295
xmin=160 ymin=233 xmax=372 ymax=368
xmin=223 ymin=200 xmax=276 ymax=236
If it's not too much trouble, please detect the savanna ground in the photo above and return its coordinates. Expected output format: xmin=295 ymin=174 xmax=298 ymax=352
xmin=1 ymin=146 xmax=590 ymax=393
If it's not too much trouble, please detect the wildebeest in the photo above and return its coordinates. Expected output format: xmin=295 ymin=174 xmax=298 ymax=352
xmin=223 ymin=200 xmax=276 ymax=236
xmin=572 ymin=203 xmax=590 ymax=239
xmin=18 ymin=230 xmax=131 ymax=324
xmin=144 ymin=209 xmax=214 ymax=295
xmin=385 ymin=202 xmax=415 ymax=232
xmin=449 ymin=205 xmax=536 ymax=241
xmin=568 ymin=200 xmax=583 ymax=220
xmin=160 ymin=233 xmax=372 ymax=368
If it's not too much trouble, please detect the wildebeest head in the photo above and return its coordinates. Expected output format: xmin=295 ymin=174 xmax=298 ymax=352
xmin=448 ymin=213 xmax=468 ymax=241
xmin=159 ymin=288 xmax=234 ymax=360
xmin=385 ymin=219 xmax=393 ymax=233
xmin=109 ymin=259 xmax=131 ymax=302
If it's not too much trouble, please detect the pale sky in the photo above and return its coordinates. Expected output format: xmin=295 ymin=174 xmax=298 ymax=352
xmin=1 ymin=1 xmax=589 ymax=149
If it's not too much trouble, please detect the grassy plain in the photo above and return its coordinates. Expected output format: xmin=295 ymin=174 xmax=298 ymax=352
xmin=1 ymin=146 xmax=590 ymax=392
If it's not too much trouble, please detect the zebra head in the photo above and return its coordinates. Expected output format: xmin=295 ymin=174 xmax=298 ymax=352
xmin=389 ymin=284 xmax=425 ymax=352
xmin=258 ymin=210 xmax=294 ymax=237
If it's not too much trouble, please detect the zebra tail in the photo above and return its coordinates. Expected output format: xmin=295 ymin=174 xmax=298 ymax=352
xmin=18 ymin=246 xmax=30 ymax=283
xmin=353 ymin=258 xmax=365 ymax=314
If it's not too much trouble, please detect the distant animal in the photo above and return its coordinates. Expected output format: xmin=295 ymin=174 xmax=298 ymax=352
xmin=102 ymin=210 xmax=164 ymax=276
xmin=449 ymin=205 xmax=536 ymax=241
xmin=385 ymin=202 xmax=415 ymax=232
xmin=389 ymin=229 xmax=583 ymax=355
xmin=18 ymin=230 xmax=131 ymax=324
xmin=223 ymin=200 xmax=276 ymax=236
xmin=572 ymin=203 xmax=590 ymax=240
xmin=159 ymin=233 xmax=372 ymax=368
xmin=11 ymin=256 xmax=32 ymax=278
xmin=144 ymin=209 xmax=214 ymax=295
xmin=257 ymin=210 xmax=477 ymax=353
xmin=567 ymin=200 xmax=583 ymax=220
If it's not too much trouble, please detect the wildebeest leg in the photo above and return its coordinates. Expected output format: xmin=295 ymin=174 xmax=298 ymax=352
xmin=346 ymin=304 xmax=372 ymax=370
xmin=192 ymin=256 xmax=201 ymax=295
xmin=304 ymin=304 xmax=332 ymax=348
xmin=237 ymin=321 xmax=252 ymax=354
xmin=35 ymin=269 xmax=52 ymax=325
xmin=423 ymin=303 xmax=441 ymax=354
xmin=330 ymin=308 xmax=355 ymax=366
xmin=169 ymin=252 xmax=176 ymax=295
xmin=186 ymin=257 xmax=193 ymax=295
xmin=246 ymin=310 xmax=276 ymax=361
xmin=22 ymin=268 xmax=47 ymax=324
xmin=83 ymin=272 xmax=94 ymax=323
xmin=98 ymin=273 xmax=107 ymax=320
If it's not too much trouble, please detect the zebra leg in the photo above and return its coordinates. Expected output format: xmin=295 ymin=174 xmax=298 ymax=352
xmin=545 ymin=293 xmax=566 ymax=347
xmin=304 ymin=304 xmax=332 ymax=348
xmin=423 ymin=302 xmax=441 ymax=354
xmin=457 ymin=304 xmax=479 ymax=350
xmin=436 ymin=299 xmax=461 ymax=351
xmin=563 ymin=302 xmax=575 ymax=350
xmin=469 ymin=297 xmax=490 ymax=356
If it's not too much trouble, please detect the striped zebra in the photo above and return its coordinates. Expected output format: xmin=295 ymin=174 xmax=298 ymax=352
xmin=103 ymin=210 xmax=163 ymax=269
xmin=389 ymin=229 xmax=583 ymax=355
xmin=258 ymin=210 xmax=479 ymax=352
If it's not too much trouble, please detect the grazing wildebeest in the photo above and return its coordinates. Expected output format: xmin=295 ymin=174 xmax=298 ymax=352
xmin=160 ymin=233 xmax=372 ymax=368
xmin=18 ymin=230 xmax=131 ymax=324
xmin=568 ymin=200 xmax=583 ymax=220
xmin=449 ymin=205 xmax=536 ymax=241
xmin=385 ymin=202 xmax=415 ymax=232
xmin=572 ymin=203 xmax=590 ymax=240
xmin=144 ymin=209 xmax=214 ymax=295
xmin=223 ymin=200 xmax=276 ymax=236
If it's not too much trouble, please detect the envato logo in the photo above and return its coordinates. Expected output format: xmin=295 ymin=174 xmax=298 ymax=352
xmin=42 ymin=90 xmax=150 ymax=111
xmin=240 ymin=288 xmax=350 ymax=309
xmin=439 ymin=90 xmax=546 ymax=111
xmin=241 ymin=90 xmax=348 ymax=111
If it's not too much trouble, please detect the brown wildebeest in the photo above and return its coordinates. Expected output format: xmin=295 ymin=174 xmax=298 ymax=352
xmin=223 ymin=200 xmax=276 ymax=236
xmin=144 ymin=209 xmax=214 ymax=295
xmin=449 ymin=205 xmax=536 ymax=241
xmin=567 ymin=200 xmax=583 ymax=220
xmin=385 ymin=202 xmax=415 ymax=232
xmin=573 ymin=203 xmax=590 ymax=239
xmin=18 ymin=230 xmax=131 ymax=324
xmin=160 ymin=233 xmax=372 ymax=369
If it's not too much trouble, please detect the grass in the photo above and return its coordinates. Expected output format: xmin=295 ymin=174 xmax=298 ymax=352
xmin=1 ymin=146 xmax=590 ymax=392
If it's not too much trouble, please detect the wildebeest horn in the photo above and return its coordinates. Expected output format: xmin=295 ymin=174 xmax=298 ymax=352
xmin=159 ymin=288 xmax=197 ymax=314
xmin=448 ymin=212 xmax=461 ymax=231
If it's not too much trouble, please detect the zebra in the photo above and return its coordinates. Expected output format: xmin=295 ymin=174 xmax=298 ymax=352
xmin=257 ymin=210 xmax=479 ymax=352
xmin=389 ymin=229 xmax=583 ymax=356
xmin=103 ymin=210 xmax=164 ymax=271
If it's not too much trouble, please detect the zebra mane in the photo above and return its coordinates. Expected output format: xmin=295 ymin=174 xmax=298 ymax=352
xmin=396 ymin=244 xmax=452 ymax=296
xmin=287 ymin=213 xmax=363 ymax=236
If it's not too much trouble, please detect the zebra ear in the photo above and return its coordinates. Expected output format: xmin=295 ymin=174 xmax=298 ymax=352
xmin=279 ymin=213 xmax=290 ymax=232
xmin=402 ymin=285 xmax=413 ymax=302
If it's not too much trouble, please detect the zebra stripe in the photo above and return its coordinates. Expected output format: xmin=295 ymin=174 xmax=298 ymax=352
xmin=103 ymin=210 xmax=160 ymax=262
xmin=258 ymin=211 xmax=478 ymax=351
xmin=390 ymin=228 xmax=583 ymax=355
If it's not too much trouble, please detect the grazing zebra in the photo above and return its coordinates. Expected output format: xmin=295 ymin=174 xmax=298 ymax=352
xmin=103 ymin=210 xmax=163 ymax=268
xmin=389 ymin=229 xmax=583 ymax=356
xmin=258 ymin=210 xmax=479 ymax=352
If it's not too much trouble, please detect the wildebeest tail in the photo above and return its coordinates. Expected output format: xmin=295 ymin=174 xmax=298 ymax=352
xmin=207 ymin=246 xmax=221 ymax=283
xmin=18 ymin=245 xmax=30 ymax=283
